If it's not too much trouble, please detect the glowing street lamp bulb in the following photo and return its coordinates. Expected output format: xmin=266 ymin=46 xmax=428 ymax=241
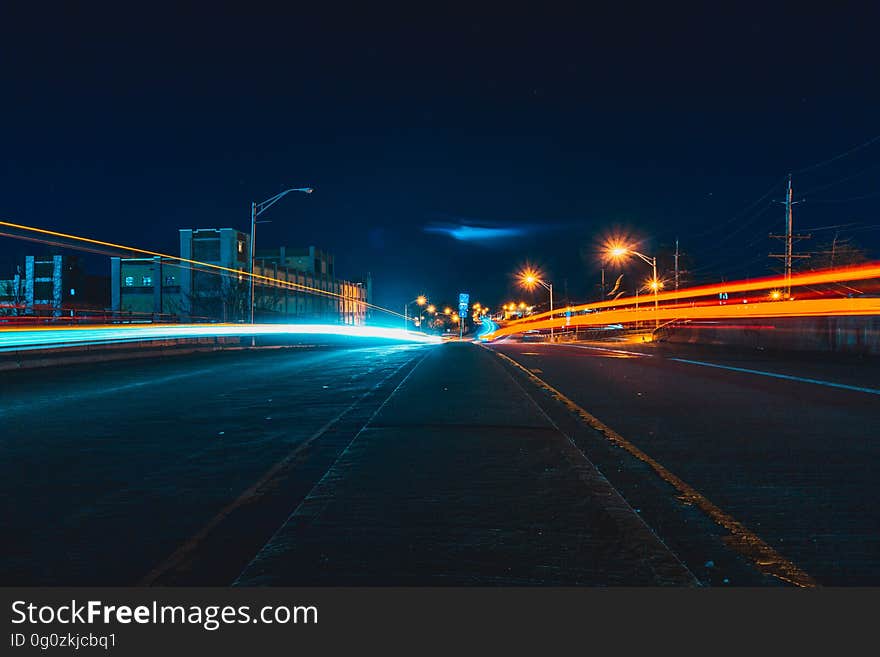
xmin=426 ymin=305 xmax=436 ymax=314
xmin=770 ymin=290 xmax=782 ymax=300
xmin=416 ymin=295 xmax=427 ymax=306
xmin=443 ymin=307 xmax=452 ymax=315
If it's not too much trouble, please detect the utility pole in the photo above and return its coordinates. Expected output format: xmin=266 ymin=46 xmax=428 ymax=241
xmin=769 ymin=174 xmax=810 ymax=297
xmin=674 ymin=238 xmax=680 ymax=291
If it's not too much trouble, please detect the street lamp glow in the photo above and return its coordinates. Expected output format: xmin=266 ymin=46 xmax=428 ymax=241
xmin=443 ymin=307 xmax=452 ymax=315
xmin=416 ymin=295 xmax=427 ymax=306
xmin=770 ymin=290 xmax=782 ymax=300
xmin=515 ymin=266 xmax=554 ymax=339
xmin=518 ymin=267 xmax=542 ymax=290
xmin=426 ymin=304 xmax=436 ymax=314
xmin=602 ymin=240 xmax=660 ymax=328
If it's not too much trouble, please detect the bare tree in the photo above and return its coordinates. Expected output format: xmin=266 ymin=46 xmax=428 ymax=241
xmin=810 ymin=233 xmax=868 ymax=270
xmin=0 ymin=271 xmax=25 ymax=317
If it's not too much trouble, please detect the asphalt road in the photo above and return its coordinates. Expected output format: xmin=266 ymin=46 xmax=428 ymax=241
xmin=3 ymin=338 xmax=877 ymax=586
xmin=0 ymin=343 xmax=427 ymax=585
xmin=487 ymin=339 xmax=880 ymax=586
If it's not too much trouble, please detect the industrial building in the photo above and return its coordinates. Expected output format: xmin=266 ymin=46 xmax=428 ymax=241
xmin=111 ymin=228 xmax=371 ymax=324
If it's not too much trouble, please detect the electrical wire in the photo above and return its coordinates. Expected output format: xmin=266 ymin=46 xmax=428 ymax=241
xmin=792 ymin=133 xmax=880 ymax=175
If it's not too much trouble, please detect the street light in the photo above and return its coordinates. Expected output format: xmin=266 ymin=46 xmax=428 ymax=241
xmin=606 ymin=244 xmax=659 ymax=328
xmin=249 ymin=187 xmax=313 ymax=343
xmin=404 ymin=295 xmax=428 ymax=331
xmin=517 ymin=267 xmax=554 ymax=340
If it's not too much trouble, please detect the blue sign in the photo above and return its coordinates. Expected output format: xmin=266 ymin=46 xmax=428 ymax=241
xmin=458 ymin=292 xmax=469 ymax=315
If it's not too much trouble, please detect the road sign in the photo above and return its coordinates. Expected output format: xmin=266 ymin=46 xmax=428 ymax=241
xmin=458 ymin=292 xmax=469 ymax=315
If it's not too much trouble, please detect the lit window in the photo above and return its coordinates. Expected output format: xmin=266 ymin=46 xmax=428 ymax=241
xmin=124 ymin=276 xmax=134 ymax=287
xmin=142 ymin=276 xmax=152 ymax=286
xmin=165 ymin=275 xmax=175 ymax=285
xmin=238 ymin=241 xmax=244 ymax=253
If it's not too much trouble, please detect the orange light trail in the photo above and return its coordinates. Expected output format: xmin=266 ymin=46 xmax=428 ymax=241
xmin=503 ymin=262 xmax=880 ymax=327
xmin=0 ymin=219 xmax=404 ymax=319
xmin=484 ymin=296 xmax=880 ymax=340
xmin=485 ymin=263 xmax=880 ymax=340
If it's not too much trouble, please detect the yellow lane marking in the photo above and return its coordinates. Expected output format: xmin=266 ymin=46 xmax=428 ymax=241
xmin=492 ymin=349 xmax=818 ymax=588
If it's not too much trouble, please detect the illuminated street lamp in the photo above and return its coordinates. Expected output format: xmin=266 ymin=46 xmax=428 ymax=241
xmin=249 ymin=187 xmax=313 ymax=345
xmin=606 ymin=244 xmax=659 ymax=328
xmin=404 ymin=294 xmax=429 ymax=331
xmin=518 ymin=267 xmax=554 ymax=340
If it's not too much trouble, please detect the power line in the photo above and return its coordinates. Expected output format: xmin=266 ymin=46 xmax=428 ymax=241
xmin=687 ymin=175 xmax=787 ymax=241
xmin=808 ymin=190 xmax=880 ymax=203
xmin=792 ymin=133 xmax=880 ymax=174
xmin=799 ymin=162 xmax=880 ymax=195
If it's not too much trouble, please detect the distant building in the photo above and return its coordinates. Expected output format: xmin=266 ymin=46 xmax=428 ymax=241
xmin=110 ymin=228 xmax=371 ymax=324
xmin=110 ymin=256 xmax=184 ymax=321
xmin=0 ymin=255 xmax=89 ymax=317
xmin=255 ymin=246 xmax=334 ymax=277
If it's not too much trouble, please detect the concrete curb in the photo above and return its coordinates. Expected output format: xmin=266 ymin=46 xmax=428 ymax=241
xmin=0 ymin=337 xmax=245 ymax=371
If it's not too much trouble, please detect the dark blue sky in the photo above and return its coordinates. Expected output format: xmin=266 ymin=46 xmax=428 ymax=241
xmin=2 ymin=3 xmax=879 ymax=312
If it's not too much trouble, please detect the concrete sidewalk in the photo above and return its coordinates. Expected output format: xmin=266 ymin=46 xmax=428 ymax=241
xmin=236 ymin=342 xmax=696 ymax=585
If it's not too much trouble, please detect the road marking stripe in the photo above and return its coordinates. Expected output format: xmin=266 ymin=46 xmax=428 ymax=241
xmin=535 ymin=343 xmax=876 ymax=395
xmin=233 ymin=352 xmax=429 ymax=585
xmin=499 ymin=355 xmax=698 ymax=586
xmin=492 ymin=349 xmax=818 ymax=588
xmin=552 ymin=343 xmax=655 ymax=358
xmin=668 ymin=358 xmax=880 ymax=395
xmin=140 ymin=353 xmax=424 ymax=586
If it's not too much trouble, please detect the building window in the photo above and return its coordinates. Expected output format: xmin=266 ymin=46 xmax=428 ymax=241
xmin=142 ymin=276 xmax=152 ymax=286
xmin=165 ymin=275 xmax=175 ymax=285
xmin=124 ymin=276 xmax=134 ymax=287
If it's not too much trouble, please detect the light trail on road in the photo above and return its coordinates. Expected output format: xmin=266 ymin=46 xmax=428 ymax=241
xmin=495 ymin=262 xmax=880 ymax=335
xmin=0 ymin=323 xmax=441 ymax=352
xmin=483 ymin=295 xmax=880 ymax=340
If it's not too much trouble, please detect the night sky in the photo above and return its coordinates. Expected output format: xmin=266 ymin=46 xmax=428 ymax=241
xmin=2 ymin=3 xmax=879 ymax=313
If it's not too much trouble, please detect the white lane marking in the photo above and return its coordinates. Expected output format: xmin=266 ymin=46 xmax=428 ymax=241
xmin=669 ymin=358 xmax=880 ymax=396
xmin=552 ymin=344 xmax=654 ymax=358
xmin=519 ymin=342 xmax=878 ymax=396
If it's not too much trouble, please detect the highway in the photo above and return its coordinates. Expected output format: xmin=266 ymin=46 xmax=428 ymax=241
xmin=486 ymin=339 xmax=880 ymax=585
xmin=0 ymin=343 xmax=428 ymax=585
xmin=2 ymin=337 xmax=878 ymax=586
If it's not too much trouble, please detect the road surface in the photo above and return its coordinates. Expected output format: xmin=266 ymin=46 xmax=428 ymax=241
xmin=2 ymin=338 xmax=877 ymax=586
xmin=487 ymin=339 xmax=880 ymax=585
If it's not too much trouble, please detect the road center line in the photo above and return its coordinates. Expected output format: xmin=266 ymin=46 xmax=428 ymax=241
xmin=492 ymin=347 xmax=817 ymax=588
xmin=669 ymin=358 xmax=880 ymax=396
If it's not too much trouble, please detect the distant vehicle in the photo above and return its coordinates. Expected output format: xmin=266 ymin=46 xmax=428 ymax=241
xmin=521 ymin=329 xmax=545 ymax=342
